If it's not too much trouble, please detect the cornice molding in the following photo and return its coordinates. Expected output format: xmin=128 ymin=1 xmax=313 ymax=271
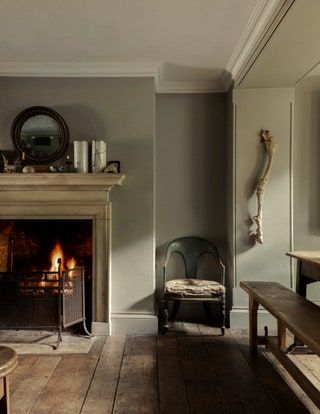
xmin=220 ymin=0 xmax=295 ymax=91
xmin=0 ymin=61 xmax=160 ymax=78
xmin=154 ymin=63 xmax=224 ymax=93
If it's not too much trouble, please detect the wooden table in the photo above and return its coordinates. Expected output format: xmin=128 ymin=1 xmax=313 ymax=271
xmin=286 ymin=251 xmax=320 ymax=295
xmin=286 ymin=251 xmax=320 ymax=349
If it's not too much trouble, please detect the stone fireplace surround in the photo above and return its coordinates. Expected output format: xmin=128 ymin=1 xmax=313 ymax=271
xmin=0 ymin=173 xmax=125 ymax=336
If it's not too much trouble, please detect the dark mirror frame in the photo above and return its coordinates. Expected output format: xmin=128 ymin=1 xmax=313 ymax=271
xmin=11 ymin=106 xmax=69 ymax=164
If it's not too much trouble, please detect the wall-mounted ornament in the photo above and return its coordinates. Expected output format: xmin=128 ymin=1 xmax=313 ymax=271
xmin=11 ymin=106 xmax=69 ymax=164
xmin=251 ymin=130 xmax=278 ymax=244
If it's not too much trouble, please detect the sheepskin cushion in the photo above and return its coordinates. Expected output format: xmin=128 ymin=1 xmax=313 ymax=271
xmin=165 ymin=278 xmax=225 ymax=297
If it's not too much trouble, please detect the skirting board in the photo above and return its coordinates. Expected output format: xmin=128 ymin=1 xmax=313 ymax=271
xmin=230 ymin=308 xmax=277 ymax=330
xmin=111 ymin=313 xmax=158 ymax=335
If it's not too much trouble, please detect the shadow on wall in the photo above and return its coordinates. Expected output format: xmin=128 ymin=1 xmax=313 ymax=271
xmin=127 ymin=294 xmax=155 ymax=314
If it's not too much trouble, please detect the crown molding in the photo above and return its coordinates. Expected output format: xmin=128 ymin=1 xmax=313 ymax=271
xmin=0 ymin=61 xmax=161 ymax=78
xmin=155 ymin=81 xmax=224 ymax=94
xmin=0 ymin=60 xmax=225 ymax=93
xmin=154 ymin=63 xmax=224 ymax=93
xmin=220 ymin=0 xmax=295 ymax=91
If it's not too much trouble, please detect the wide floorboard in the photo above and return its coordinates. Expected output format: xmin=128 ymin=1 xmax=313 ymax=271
xmin=7 ymin=325 xmax=320 ymax=413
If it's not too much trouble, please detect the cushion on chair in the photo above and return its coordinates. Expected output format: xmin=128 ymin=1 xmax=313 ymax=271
xmin=165 ymin=278 xmax=225 ymax=298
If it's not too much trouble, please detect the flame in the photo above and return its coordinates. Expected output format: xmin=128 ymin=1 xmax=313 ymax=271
xmin=50 ymin=243 xmax=64 ymax=271
xmin=66 ymin=257 xmax=77 ymax=269
xmin=49 ymin=242 xmax=77 ymax=272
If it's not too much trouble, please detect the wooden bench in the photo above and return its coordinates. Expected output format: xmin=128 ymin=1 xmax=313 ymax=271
xmin=240 ymin=281 xmax=320 ymax=408
xmin=0 ymin=347 xmax=18 ymax=414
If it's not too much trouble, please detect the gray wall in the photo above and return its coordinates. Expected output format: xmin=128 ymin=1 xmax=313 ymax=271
xmin=156 ymin=93 xmax=228 ymax=320
xmin=294 ymin=76 xmax=320 ymax=302
xmin=0 ymin=77 xmax=156 ymax=332
xmin=0 ymin=78 xmax=229 ymax=329
xmin=231 ymin=88 xmax=294 ymax=327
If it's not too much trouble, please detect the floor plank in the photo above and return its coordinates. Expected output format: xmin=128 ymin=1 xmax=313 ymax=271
xmin=88 ymin=335 xmax=106 ymax=357
xmin=29 ymin=355 xmax=98 ymax=414
xmin=11 ymin=356 xmax=60 ymax=414
xmin=202 ymin=330 xmax=279 ymax=413
xmin=157 ymin=335 xmax=190 ymax=414
xmin=178 ymin=336 xmax=230 ymax=413
xmin=229 ymin=329 xmax=310 ymax=414
xmin=9 ymin=356 xmax=39 ymax=395
xmin=81 ymin=336 xmax=126 ymax=414
xmin=113 ymin=336 xmax=158 ymax=414
xmin=171 ymin=322 xmax=201 ymax=336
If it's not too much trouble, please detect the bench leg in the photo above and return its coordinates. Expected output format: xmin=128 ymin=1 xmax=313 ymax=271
xmin=249 ymin=295 xmax=259 ymax=354
xmin=0 ymin=377 xmax=10 ymax=414
xmin=278 ymin=320 xmax=286 ymax=351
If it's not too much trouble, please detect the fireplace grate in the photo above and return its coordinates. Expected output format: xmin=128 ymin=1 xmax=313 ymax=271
xmin=0 ymin=265 xmax=90 ymax=347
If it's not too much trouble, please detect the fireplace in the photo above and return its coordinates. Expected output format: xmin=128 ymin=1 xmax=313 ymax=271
xmin=0 ymin=219 xmax=92 ymax=344
xmin=0 ymin=173 xmax=125 ymax=336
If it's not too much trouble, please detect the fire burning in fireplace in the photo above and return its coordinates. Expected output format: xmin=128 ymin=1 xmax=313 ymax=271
xmin=15 ymin=242 xmax=79 ymax=295
xmin=0 ymin=219 xmax=93 ymax=335
xmin=49 ymin=242 xmax=77 ymax=272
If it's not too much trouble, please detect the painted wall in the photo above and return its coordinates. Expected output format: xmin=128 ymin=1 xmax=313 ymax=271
xmin=294 ymin=76 xmax=320 ymax=302
xmin=156 ymin=93 xmax=228 ymax=320
xmin=0 ymin=77 xmax=156 ymax=334
xmin=231 ymin=88 xmax=294 ymax=327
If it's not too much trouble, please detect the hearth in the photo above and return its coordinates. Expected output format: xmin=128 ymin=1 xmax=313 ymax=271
xmin=0 ymin=219 xmax=92 ymax=346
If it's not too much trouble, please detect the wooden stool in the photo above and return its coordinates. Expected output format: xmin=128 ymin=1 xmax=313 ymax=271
xmin=0 ymin=347 xmax=18 ymax=414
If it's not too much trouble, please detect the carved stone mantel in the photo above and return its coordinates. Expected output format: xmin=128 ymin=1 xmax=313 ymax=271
xmin=0 ymin=173 xmax=126 ymax=336
xmin=0 ymin=173 xmax=126 ymax=192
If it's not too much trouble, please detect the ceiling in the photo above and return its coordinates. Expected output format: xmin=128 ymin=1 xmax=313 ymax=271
xmin=0 ymin=0 xmax=260 ymax=91
xmin=240 ymin=0 xmax=320 ymax=88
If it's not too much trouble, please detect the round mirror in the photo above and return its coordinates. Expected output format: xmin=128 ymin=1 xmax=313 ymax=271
xmin=11 ymin=106 xmax=69 ymax=163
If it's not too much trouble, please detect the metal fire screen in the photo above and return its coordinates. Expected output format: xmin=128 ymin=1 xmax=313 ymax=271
xmin=0 ymin=265 xmax=90 ymax=347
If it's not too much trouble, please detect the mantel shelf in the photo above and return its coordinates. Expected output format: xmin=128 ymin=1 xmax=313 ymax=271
xmin=0 ymin=173 xmax=126 ymax=191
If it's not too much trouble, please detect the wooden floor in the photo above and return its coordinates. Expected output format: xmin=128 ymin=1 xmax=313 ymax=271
xmin=7 ymin=324 xmax=320 ymax=414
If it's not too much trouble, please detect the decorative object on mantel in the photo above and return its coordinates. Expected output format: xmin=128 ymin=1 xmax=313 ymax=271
xmin=91 ymin=140 xmax=107 ymax=173
xmin=251 ymin=130 xmax=277 ymax=245
xmin=22 ymin=165 xmax=36 ymax=173
xmin=49 ymin=155 xmax=73 ymax=173
xmin=74 ymin=141 xmax=89 ymax=173
xmin=1 ymin=154 xmax=16 ymax=173
xmin=11 ymin=106 xmax=69 ymax=164
xmin=105 ymin=161 xmax=120 ymax=173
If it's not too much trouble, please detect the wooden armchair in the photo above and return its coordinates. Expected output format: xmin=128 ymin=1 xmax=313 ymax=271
xmin=159 ymin=236 xmax=226 ymax=334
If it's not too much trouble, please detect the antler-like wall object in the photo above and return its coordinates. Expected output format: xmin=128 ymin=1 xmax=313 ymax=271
xmin=251 ymin=130 xmax=278 ymax=244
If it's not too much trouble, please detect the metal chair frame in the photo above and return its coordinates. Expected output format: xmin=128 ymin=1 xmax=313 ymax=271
xmin=159 ymin=236 xmax=226 ymax=334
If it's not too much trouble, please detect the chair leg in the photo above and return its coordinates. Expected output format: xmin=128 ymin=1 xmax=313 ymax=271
xmin=220 ymin=295 xmax=226 ymax=335
xmin=170 ymin=301 xmax=181 ymax=321
xmin=159 ymin=299 xmax=169 ymax=334
xmin=164 ymin=299 xmax=169 ymax=332
xmin=203 ymin=302 xmax=214 ymax=323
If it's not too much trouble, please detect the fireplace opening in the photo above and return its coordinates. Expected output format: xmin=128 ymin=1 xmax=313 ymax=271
xmin=0 ymin=219 xmax=93 ymax=339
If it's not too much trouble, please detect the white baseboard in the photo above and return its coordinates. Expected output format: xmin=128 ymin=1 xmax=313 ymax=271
xmin=111 ymin=313 xmax=158 ymax=335
xmin=230 ymin=308 xmax=277 ymax=330
xmin=91 ymin=321 xmax=110 ymax=336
